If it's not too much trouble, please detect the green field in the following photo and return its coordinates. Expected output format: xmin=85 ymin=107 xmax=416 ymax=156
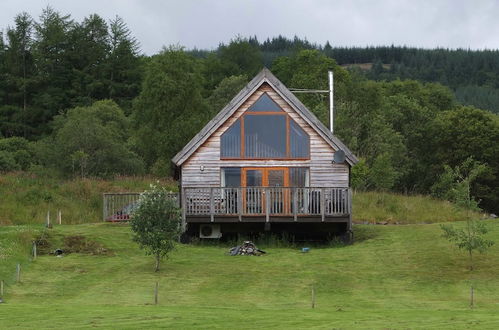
xmin=1 ymin=221 xmax=499 ymax=329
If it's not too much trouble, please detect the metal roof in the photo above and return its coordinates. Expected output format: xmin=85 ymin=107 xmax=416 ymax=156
xmin=172 ymin=67 xmax=359 ymax=166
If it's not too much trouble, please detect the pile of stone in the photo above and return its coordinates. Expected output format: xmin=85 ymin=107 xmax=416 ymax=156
xmin=229 ymin=241 xmax=266 ymax=256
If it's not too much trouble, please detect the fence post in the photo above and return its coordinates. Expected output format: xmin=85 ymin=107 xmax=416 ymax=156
xmin=58 ymin=210 xmax=62 ymax=225
xmin=311 ymin=285 xmax=316 ymax=308
xmin=154 ymin=282 xmax=159 ymax=305
xmin=33 ymin=241 xmax=37 ymax=260
xmin=1 ymin=280 xmax=4 ymax=298
xmin=16 ymin=264 xmax=21 ymax=283
xmin=46 ymin=210 xmax=51 ymax=228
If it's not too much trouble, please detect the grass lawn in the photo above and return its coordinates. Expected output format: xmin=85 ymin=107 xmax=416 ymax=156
xmin=1 ymin=221 xmax=499 ymax=328
xmin=0 ymin=172 xmax=481 ymax=226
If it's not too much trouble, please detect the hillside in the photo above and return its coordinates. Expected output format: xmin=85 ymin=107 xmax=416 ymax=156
xmin=1 ymin=221 xmax=499 ymax=328
xmin=0 ymin=173 xmax=481 ymax=226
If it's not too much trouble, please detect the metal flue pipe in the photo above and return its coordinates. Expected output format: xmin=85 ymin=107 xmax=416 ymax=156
xmin=329 ymin=70 xmax=334 ymax=133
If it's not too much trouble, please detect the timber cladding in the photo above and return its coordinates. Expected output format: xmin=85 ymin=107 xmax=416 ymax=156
xmin=181 ymin=83 xmax=349 ymax=188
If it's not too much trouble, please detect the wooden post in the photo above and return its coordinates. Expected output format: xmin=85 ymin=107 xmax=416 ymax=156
xmin=46 ymin=210 xmax=51 ymax=228
xmin=181 ymin=188 xmax=187 ymax=233
xmin=348 ymin=188 xmax=353 ymax=231
xmin=16 ymin=264 xmax=21 ymax=283
xmin=320 ymin=188 xmax=325 ymax=222
xmin=58 ymin=210 xmax=62 ymax=225
xmin=470 ymin=285 xmax=474 ymax=309
xmin=1 ymin=280 xmax=4 ymax=298
xmin=293 ymin=188 xmax=297 ymax=222
xmin=210 ymin=187 xmax=214 ymax=222
xmin=154 ymin=282 xmax=159 ymax=305
xmin=238 ymin=187 xmax=242 ymax=222
xmin=33 ymin=241 xmax=37 ymax=260
xmin=265 ymin=188 xmax=270 ymax=222
xmin=311 ymin=285 xmax=315 ymax=308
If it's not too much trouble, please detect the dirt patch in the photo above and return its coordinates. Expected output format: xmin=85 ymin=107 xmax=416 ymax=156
xmin=63 ymin=235 xmax=110 ymax=255
xmin=34 ymin=232 xmax=112 ymax=256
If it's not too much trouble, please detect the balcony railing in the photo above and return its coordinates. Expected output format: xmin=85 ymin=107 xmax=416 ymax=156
xmin=183 ymin=187 xmax=351 ymax=221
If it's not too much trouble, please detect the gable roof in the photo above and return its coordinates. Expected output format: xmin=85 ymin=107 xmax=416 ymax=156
xmin=172 ymin=68 xmax=359 ymax=166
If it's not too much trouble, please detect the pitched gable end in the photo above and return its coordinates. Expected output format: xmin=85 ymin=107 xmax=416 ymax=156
xmin=172 ymin=68 xmax=358 ymax=166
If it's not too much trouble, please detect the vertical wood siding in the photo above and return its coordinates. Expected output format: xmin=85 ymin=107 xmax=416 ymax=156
xmin=182 ymin=83 xmax=349 ymax=187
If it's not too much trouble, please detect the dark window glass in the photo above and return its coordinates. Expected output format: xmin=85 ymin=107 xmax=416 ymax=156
xmin=246 ymin=170 xmax=262 ymax=186
xmin=290 ymin=119 xmax=309 ymax=158
xmin=244 ymin=115 xmax=286 ymax=158
xmin=248 ymin=93 xmax=283 ymax=112
xmin=221 ymin=119 xmax=241 ymax=158
xmin=290 ymin=168 xmax=309 ymax=187
xmin=222 ymin=168 xmax=241 ymax=187
xmin=268 ymin=170 xmax=284 ymax=187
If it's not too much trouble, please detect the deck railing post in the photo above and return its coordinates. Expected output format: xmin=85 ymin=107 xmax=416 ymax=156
xmin=348 ymin=188 xmax=353 ymax=231
xmin=238 ymin=187 xmax=242 ymax=221
xmin=293 ymin=188 xmax=297 ymax=222
xmin=181 ymin=188 xmax=187 ymax=233
xmin=321 ymin=188 xmax=325 ymax=222
xmin=210 ymin=187 xmax=214 ymax=222
xmin=265 ymin=187 xmax=270 ymax=222
xmin=102 ymin=194 xmax=106 ymax=221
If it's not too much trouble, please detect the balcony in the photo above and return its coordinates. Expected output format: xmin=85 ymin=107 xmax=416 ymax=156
xmin=182 ymin=187 xmax=351 ymax=223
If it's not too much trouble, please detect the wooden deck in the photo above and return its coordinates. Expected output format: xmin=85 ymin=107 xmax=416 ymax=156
xmin=182 ymin=187 xmax=352 ymax=224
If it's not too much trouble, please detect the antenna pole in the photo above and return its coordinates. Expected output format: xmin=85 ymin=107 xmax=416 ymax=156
xmin=329 ymin=71 xmax=334 ymax=133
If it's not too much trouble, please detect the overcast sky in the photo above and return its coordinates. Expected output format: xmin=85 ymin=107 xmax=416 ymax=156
xmin=2 ymin=0 xmax=499 ymax=55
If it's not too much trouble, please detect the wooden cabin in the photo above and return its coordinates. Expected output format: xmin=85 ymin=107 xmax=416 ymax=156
xmin=172 ymin=68 xmax=358 ymax=240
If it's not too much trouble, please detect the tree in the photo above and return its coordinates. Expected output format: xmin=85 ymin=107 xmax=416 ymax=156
xmin=207 ymin=74 xmax=248 ymax=115
xmin=42 ymin=100 xmax=144 ymax=177
xmin=439 ymin=157 xmax=494 ymax=308
xmin=431 ymin=107 xmax=499 ymax=213
xmin=130 ymin=184 xmax=181 ymax=272
xmin=133 ymin=47 xmax=209 ymax=175
xmin=106 ymin=16 xmax=142 ymax=112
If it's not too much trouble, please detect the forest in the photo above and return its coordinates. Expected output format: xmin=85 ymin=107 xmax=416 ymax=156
xmin=0 ymin=7 xmax=498 ymax=214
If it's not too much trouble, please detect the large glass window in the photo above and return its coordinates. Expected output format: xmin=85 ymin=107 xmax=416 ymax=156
xmin=245 ymin=115 xmax=286 ymax=158
xmin=221 ymin=119 xmax=241 ymax=158
xmin=248 ymin=93 xmax=283 ymax=112
xmin=220 ymin=93 xmax=310 ymax=159
xmin=290 ymin=120 xmax=309 ymax=158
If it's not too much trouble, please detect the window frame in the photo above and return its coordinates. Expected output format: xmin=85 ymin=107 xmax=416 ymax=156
xmin=220 ymin=93 xmax=310 ymax=160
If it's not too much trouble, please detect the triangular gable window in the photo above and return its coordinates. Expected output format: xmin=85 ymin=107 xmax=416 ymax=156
xmin=248 ymin=93 xmax=283 ymax=112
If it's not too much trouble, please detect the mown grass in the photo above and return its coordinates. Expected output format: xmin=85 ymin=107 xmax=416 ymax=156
xmin=0 ymin=172 xmax=176 ymax=225
xmin=352 ymin=190 xmax=483 ymax=224
xmin=0 ymin=172 xmax=482 ymax=226
xmin=1 ymin=221 xmax=499 ymax=328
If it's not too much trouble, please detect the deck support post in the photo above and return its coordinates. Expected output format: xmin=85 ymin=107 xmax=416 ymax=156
xmin=238 ymin=188 xmax=242 ymax=221
xmin=321 ymin=188 xmax=325 ymax=222
xmin=265 ymin=188 xmax=270 ymax=223
xmin=210 ymin=187 xmax=214 ymax=222
xmin=293 ymin=188 xmax=297 ymax=222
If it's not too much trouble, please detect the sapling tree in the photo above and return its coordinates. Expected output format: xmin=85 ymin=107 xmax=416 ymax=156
xmin=439 ymin=157 xmax=494 ymax=307
xmin=130 ymin=184 xmax=181 ymax=272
